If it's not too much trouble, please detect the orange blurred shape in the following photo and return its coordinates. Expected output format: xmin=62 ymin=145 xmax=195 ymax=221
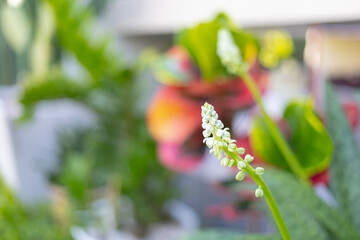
xmin=147 ymin=86 xmax=201 ymax=144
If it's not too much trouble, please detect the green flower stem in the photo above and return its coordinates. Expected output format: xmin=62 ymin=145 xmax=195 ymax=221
xmin=237 ymin=70 xmax=310 ymax=186
xmin=225 ymin=149 xmax=292 ymax=240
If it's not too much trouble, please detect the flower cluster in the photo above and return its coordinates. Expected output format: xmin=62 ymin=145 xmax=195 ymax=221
xmin=201 ymin=102 xmax=265 ymax=198
xmin=217 ymin=28 xmax=246 ymax=74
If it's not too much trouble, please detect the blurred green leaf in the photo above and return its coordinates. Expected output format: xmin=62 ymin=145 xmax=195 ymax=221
xmin=19 ymin=69 xmax=89 ymax=117
xmin=250 ymin=100 xmax=332 ymax=176
xmin=0 ymin=176 xmax=70 ymax=240
xmin=325 ymin=82 xmax=360 ymax=234
xmin=176 ymin=13 xmax=258 ymax=81
xmin=0 ymin=4 xmax=31 ymax=53
xmin=284 ymin=100 xmax=332 ymax=175
xmin=30 ymin=1 xmax=55 ymax=76
xmin=46 ymin=0 xmax=124 ymax=83
xmin=180 ymin=230 xmax=280 ymax=240
xmin=265 ymin=169 xmax=360 ymax=240
xmin=58 ymin=153 xmax=92 ymax=206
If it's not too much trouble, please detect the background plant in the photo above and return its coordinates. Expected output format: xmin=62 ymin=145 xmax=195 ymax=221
xmin=7 ymin=0 xmax=174 ymax=236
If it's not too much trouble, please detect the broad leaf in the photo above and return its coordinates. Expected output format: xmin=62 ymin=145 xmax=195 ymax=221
xmin=250 ymin=100 xmax=332 ymax=176
xmin=283 ymin=100 xmax=332 ymax=175
xmin=325 ymin=82 xmax=360 ymax=234
xmin=265 ymin=169 xmax=360 ymax=240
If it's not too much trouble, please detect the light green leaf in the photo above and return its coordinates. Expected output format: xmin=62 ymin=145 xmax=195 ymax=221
xmin=0 ymin=4 xmax=31 ymax=53
xmin=325 ymin=82 xmax=360 ymax=234
xmin=30 ymin=1 xmax=56 ymax=76
xmin=250 ymin=100 xmax=332 ymax=176
xmin=283 ymin=100 xmax=332 ymax=175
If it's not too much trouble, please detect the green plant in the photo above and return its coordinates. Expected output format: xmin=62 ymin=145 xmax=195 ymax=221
xmin=18 ymin=0 xmax=174 ymax=236
xmin=201 ymin=102 xmax=291 ymax=240
xmin=217 ymin=28 xmax=311 ymax=185
xmin=0 ymin=177 xmax=70 ymax=240
xmin=250 ymin=99 xmax=332 ymax=176
xmin=215 ymin=27 xmax=360 ymax=240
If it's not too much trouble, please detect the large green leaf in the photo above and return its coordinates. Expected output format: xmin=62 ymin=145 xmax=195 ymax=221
xmin=250 ymin=100 xmax=332 ymax=176
xmin=265 ymin=169 xmax=360 ymax=240
xmin=19 ymin=71 xmax=89 ymax=107
xmin=179 ymin=230 xmax=280 ymax=240
xmin=325 ymin=82 xmax=360 ymax=234
xmin=45 ymin=0 xmax=124 ymax=83
xmin=176 ymin=13 xmax=258 ymax=81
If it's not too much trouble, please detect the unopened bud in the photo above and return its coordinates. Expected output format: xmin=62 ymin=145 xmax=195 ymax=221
xmin=236 ymin=148 xmax=245 ymax=155
xmin=221 ymin=157 xmax=230 ymax=166
xmin=237 ymin=161 xmax=246 ymax=170
xmin=255 ymin=188 xmax=264 ymax=198
xmin=255 ymin=167 xmax=264 ymax=175
xmin=235 ymin=171 xmax=245 ymax=181
xmin=244 ymin=154 xmax=254 ymax=163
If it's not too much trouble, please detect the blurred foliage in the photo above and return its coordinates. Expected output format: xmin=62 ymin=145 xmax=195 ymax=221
xmin=0 ymin=177 xmax=71 ymax=240
xmin=180 ymin=230 xmax=280 ymax=240
xmin=0 ymin=0 xmax=109 ymax=85
xmin=175 ymin=13 xmax=259 ymax=81
xmin=175 ymin=13 xmax=294 ymax=81
xmin=188 ymin=82 xmax=360 ymax=240
xmin=325 ymin=82 xmax=360 ymax=235
xmin=17 ymin=0 xmax=174 ymax=236
xmin=235 ymin=83 xmax=359 ymax=240
xmin=259 ymin=30 xmax=293 ymax=68
xmin=264 ymin=168 xmax=360 ymax=240
xmin=250 ymin=100 xmax=332 ymax=176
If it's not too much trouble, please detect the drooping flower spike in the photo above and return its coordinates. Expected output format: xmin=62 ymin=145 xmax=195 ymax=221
xmin=201 ymin=102 xmax=264 ymax=198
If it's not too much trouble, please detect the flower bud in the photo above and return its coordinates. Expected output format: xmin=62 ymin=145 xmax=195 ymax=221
xmin=235 ymin=171 xmax=245 ymax=181
xmin=255 ymin=167 xmax=264 ymax=175
xmin=255 ymin=188 xmax=264 ymax=198
xmin=216 ymin=120 xmax=224 ymax=128
xmin=237 ymin=161 xmax=246 ymax=170
xmin=203 ymin=129 xmax=211 ymax=138
xmin=236 ymin=148 xmax=245 ymax=155
xmin=216 ymin=129 xmax=224 ymax=137
xmin=206 ymin=125 xmax=214 ymax=132
xmin=221 ymin=157 xmax=230 ymax=166
xmin=228 ymin=143 xmax=237 ymax=152
xmin=244 ymin=154 xmax=254 ymax=163
xmin=203 ymin=116 xmax=210 ymax=122
xmin=205 ymin=138 xmax=214 ymax=148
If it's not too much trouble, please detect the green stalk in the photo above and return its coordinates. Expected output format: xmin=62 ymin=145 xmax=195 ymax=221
xmin=226 ymin=150 xmax=292 ymax=240
xmin=237 ymin=70 xmax=310 ymax=186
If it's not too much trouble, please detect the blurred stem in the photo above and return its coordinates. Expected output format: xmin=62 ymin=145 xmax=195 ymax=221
xmin=225 ymin=150 xmax=292 ymax=240
xmin=237 ymin=70 xmax=310 ymax=186
xmin=109 ymin=175 xmax=121 ymax=230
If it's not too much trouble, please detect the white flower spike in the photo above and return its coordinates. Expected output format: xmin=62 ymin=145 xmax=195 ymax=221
xmin=217 ymin=28 xmax=247 ymax=74
xmin=201 ymin=102 xmax=266 ymax=198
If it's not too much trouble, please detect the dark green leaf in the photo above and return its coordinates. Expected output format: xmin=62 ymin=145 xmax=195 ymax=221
xmin=265 ymin=169 xmax=360 ymax=240
xmin=325 ymin=82 xmax=360 ymax=234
